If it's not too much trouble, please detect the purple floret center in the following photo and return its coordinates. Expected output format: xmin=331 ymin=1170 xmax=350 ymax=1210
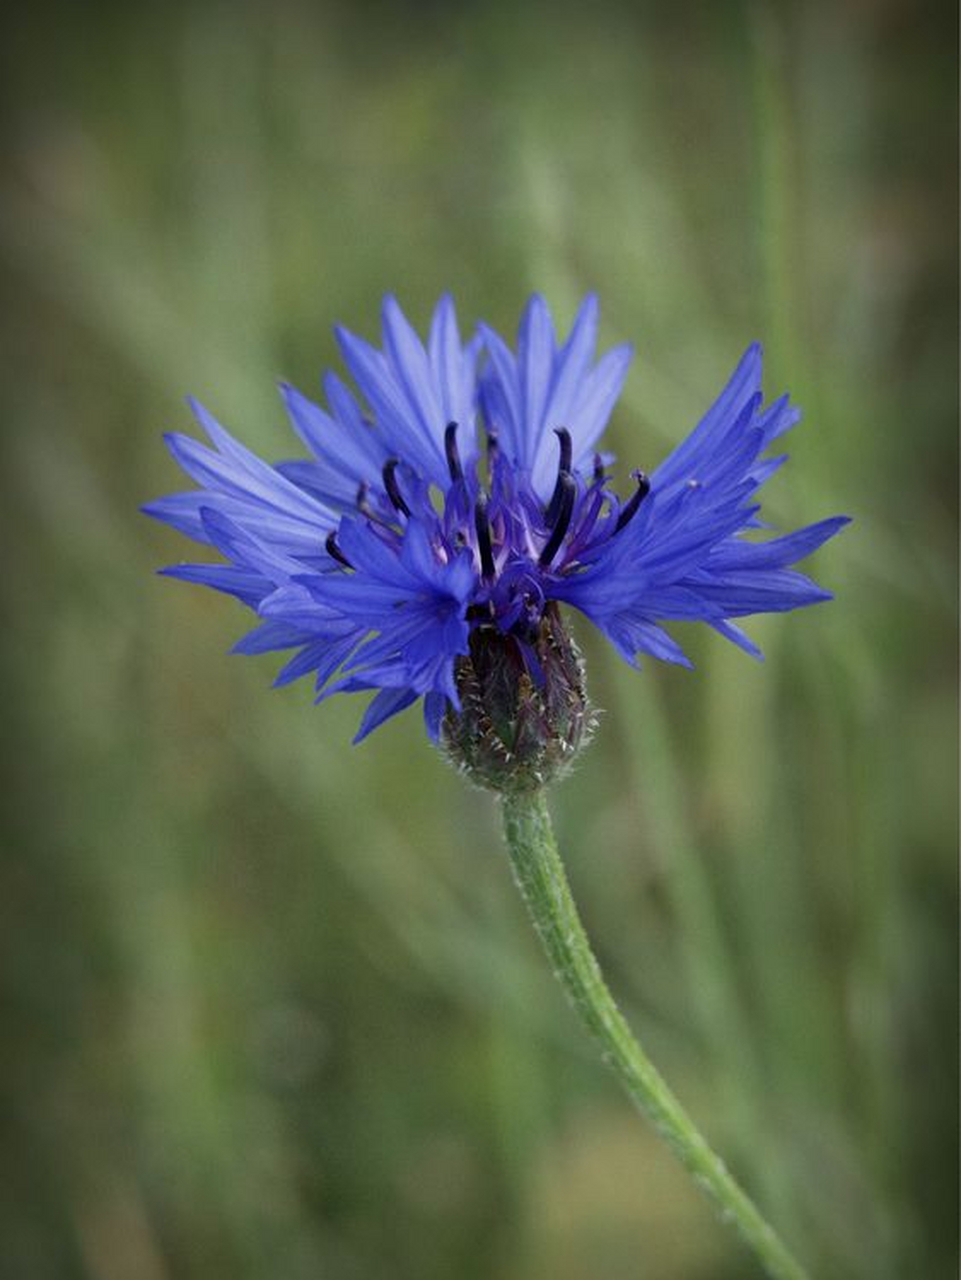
xmin=323 ymin=418 xmax=649 ymax=644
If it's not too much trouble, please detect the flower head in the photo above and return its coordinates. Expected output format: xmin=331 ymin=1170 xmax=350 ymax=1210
xmin=145 ymin=293 xmax=848 ymax=773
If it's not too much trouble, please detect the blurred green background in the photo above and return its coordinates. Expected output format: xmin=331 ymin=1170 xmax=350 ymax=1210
xmin=1 ymin=2 xmax=957 ymax=1277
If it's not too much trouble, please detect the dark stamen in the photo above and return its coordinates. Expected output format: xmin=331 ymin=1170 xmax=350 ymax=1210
xmin=539 ymin=472 xmax=576 ymax=567
xmin=382 ymin=459 xmax=411 ymax=517
xmin=554 ymin=426 xmax=573 ymax=473
xmin=544 ymin=428 xmax=574 ymax=525
xmin=325 ymin=531 xmax=352 ymax=569
xmin=356 ymin=481 xmax=374 ymax=518
xmin=444 ymin=422 xmax=463 ymax=482
xmin=593 ymin=453 xmax=605 ymax=484
xmin=486 ymin=428 xmax=499 ymax=458
xmin=474 ymin=492 xmax=496 ymax=581
xmin=615 ymin=470 xmax=651 ymax=532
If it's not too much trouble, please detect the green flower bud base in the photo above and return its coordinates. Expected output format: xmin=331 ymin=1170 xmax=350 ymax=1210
xmin=501 ymin=788 xmax=810 ymax=1280
xmin=442 ymin=604 xmax=593 ymax=793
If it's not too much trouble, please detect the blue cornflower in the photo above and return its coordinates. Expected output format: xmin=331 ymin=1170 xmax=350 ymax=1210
xmin=145 ymin=293 xmax=848 ymax=770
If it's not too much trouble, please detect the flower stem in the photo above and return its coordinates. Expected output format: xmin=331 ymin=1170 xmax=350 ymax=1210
xmin=500 ymin=788 xmax=810 ymax=1280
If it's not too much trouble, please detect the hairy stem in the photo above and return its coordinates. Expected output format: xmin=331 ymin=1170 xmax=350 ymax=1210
xmin=501 ymin=788 xmax=809 ymax=1280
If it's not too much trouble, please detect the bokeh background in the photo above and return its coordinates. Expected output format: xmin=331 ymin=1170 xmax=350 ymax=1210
xmin=1 ymin=2 xmax=957 ymax=1277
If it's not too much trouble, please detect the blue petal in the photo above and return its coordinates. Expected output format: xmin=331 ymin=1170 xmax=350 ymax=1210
xmin=423 ymin=691 xmax=448 ymax=743
xmin=353 ymin=686 xmax=420 ymax=743
xmin=163 ymin=431 xmax=331 ymax=529
xmin=517 ymin=294 xmax=556 ymax=464
xmin=159 ymin=563 xmax=270 ymax=606
xmin=335 ymin=325 xmax=438 ymax=480
xmin=274 ymin=639 xmax=341 ymax=688
xmin=382 ymin=296 xmax=444 ymax=426
xmin=144 ymin=490 xmax=334 ymax=556
xmin=691 ymin=568 xmax=834 ymax=615
xmin=652 ymin=343 xmax=763 ymax=491
xmin=708 ymin=516 xmax=851 ymax=571
xmin=710 ymin=620 xmax=764 ymax=660
xmin=565 ymin=343 xmax=633 ymax=460
xmin=232 ymin=619 xmax=315 ymax=655
xmin=280 ymin=380 xmax=387 ymax=481
xmin=428 ymin=294 xmax=480 ymax=452
xmin=198 ymin=506 xmax=299 ymax=579
xmin=544 ymin=293 xmax=599 ymax=431
xmin=258 ymin=583 xmax=357 ymax=634
xmin=478 ymin=323 xmax=521 ymax=459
